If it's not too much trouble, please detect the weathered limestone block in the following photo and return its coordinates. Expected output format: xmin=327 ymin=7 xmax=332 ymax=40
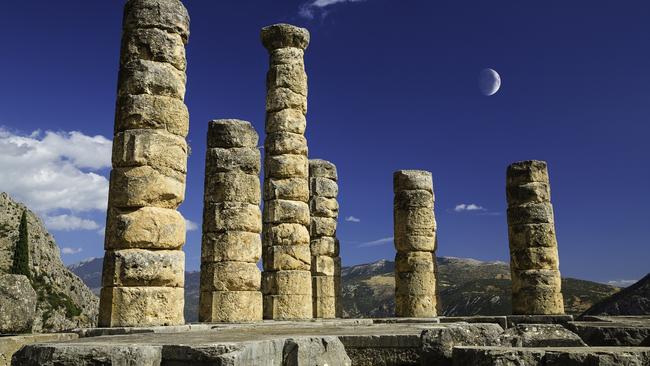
xmin=262 ymin=271 xmax=312 ymax=295
xmin=265 ymin=154 xmax=309 ymax=179
xmin=121 ymin=28 xmax=186 ymax=71
xmin=310 ymin=217 xmax=337 ymax=237
xmin=393 ymin=170 xmax=437 ymax=317
xmin=265 ymin=132 xmax=308 ymax=155
xmin=309 ymin=159 xmax=338 ymax=180
xmin=312 ymin=275 xmax=335 ymax=295
xmin=207 ymin=119 xmax=259 ymax=149
xmin=124 ymin=0 xmax=190 ymax=42
xmin=102 ymin=249 xmax=184 ymax=287
xmin=266 ymin=109 xmax=306 ymax=134
xmin=206 ymin=147 xmax=260 ymax=175
xmin=310 ymin=177 xmax=338 ymax=198
xmin=499 ymin=324 xmax=587 ymax=347
xmin=262 ymin=23 xmax=312 ymax=320
xmin=118 ymin=59 xmax=186 ymax=100
xmin=198 ymin=291 xmax=262 ymax=323
xmin=309 ymin=197 xmax=339 ymax=218
xmin=105 ymin=206 xmax=185 ymax=250
xmin=312 ymin=255 xmax=335 ymax=276
xmin=420 ymin=323 xmax=504 ymax=366
xmin=99 ymin=286 xmax=184 ymax=327
xmin=507 ymin=160 xmax=563 ymax=315
xmin=204 ymin=172 xmax=260 ymax=205
xmin=201 ymin=231 xmax=261 ymax=263
xmin=263 ymin=223 xmax=310 ymax=247
xmin=310 ymin=237 xmax=337 ymax=256
xmin=115 ymin=94 xmax=189 ymax=137
xmin=313 ymin=296 xmax=336 ymax=319
xmin=200 ymin=262 xmax=261 ymax=292
xmin=112 ymin=129 xmax=188 ymax=173
xmin=263 ymin=245 xmax=311 ymax=271
xmin=109 ymin=166 xmax=185 ymax=209
xmin=0 ymin=274 xmax=36 ymax=334
xmin=202 ymin=202 xmax=262 ymax=234
xmin=263 ymin=199 xmax=310 ymax=225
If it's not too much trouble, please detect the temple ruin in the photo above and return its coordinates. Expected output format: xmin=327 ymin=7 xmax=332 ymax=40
xmin=199 ymin=120 xmax=263 ymax=322
xmin=99 ymin=0 xmax=190 ymax=327
xmin=506 ymin=160 xmax=565 ymax=315
xmin=393 ymin=170 xmax=438 ymax=317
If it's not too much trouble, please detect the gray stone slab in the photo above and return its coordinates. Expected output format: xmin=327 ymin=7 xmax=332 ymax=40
xmin=372 ymin=317 xmax=440 ymax=324
xmin=506 ymin=314 xmax=573 ymax=327
xmin=440 ymin=316 xmax=507 ymax=329
xmin=0 ymin=334 xmax=78 ymax=366
xmin=452 ymin=346 xmax=650 ymax=366
xmin=566 ymin=320 xmax=650 ymax=346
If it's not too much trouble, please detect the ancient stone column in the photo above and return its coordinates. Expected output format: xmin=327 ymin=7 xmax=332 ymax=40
xmin=99 ymin=0 xmax=189 ymax=327
xmin=199 ymin=120 xmax=262 ymax=322
xmin=506 ymin=160 xmax=564 ymax=315
xmin=393 ymin=170 xmax=437 ymax=317
xmin=309 ymin=159 xmax=340 ymax=318
xmin=261 ymin=24 xmax=313 ymax=320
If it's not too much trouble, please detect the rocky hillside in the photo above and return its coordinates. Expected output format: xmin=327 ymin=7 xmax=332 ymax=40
xmin=0 ymin=192 xmax=98 ymax=332
xmin=581 ymin=273 xmax=650 ymax=316
xmin=341 ymin=257 xmax=619 ymax=318
xmin=71 ymin=255 xmax=619 ymax=322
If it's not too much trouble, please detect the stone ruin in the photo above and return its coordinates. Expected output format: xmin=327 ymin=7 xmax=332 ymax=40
xmin=10 ymin=0 xmax=648 ymax=365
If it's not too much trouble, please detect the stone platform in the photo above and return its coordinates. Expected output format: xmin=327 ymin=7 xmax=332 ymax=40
xmin=7 ymin=316 xmax=650 ymax=365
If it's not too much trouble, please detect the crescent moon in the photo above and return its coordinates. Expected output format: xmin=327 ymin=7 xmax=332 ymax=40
xmin=479 ymin=68 xmax=501 ymax=96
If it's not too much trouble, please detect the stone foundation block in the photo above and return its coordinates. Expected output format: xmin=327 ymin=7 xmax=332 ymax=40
xmin=200 ymin=262 xmax=261 ymax=292
xmin=115 ymin=94 xmax=189 ymax=137
xmin=264 ymin=132 xmax=308 ymax=155
xmin=394 ymin=234 xmax=436 ymax=252
xmin=309 ymin=177 xmax=338 ymax=198
xmin=124 ymin=0 xmax=190 ymax=42
xmin=265 ymin=154 xmax=308 ymax=179
xmin=109 ymin=166 xmax=185 ymax=209
xmin=121 ymin=28 xmax=186 ymax=71
xmin=263 ymin=294 xmax=312 ymax=320
xmin=198 ymin=291 xmax=262 ymax=323
xmin=266 ymin=109 xmax=306 ymax=134
xmin=102 ymin=249 xmax=184 ymax=287
xmin=205 ymin=147 xmax=260 ymax=175
xmin=395 ymin=251 xmax=435 ymax=273
xmin=204 ymin=172 xmax=260 ymax=205
xmin=263 ymin=199 xmax=309 ymax=225
xmin=99 ymin=286 xmax=184 ymax=327
xmin=262 ymin=270 xmax=312 ymax=295
xmin=105 ymin=207 xmax=185 ymax=250
xmin=264 ymin=177 xmax=309 ymax=201
xmin=263 ymin=223 xmax=310 ymax=246
xmin=201 ymin=231 xmax=261 ymax=263
xmin=310 ymin=197 xmax=339 ymax=218
xmin=202 ymin=202 xmax=262 ymax=234
xmin=393 ymin=170 xmax=433 ymax=192
xmin=310 ymin=217 xmax=337 ymax=237
xmin=118 ymin=59 xmax=186 ymax=100
xmin=112 ymin=129 xmax=188 ymax=173
xmin=263 ymin=245 xmax=311 ymax=271
xmin=395 ymin=294 xmax=436 ymax=317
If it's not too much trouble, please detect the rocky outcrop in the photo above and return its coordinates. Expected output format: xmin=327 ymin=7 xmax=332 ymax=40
xmin=0 ymin=192 xmax=98 ymax=332
xmin=0 ymin=274 xmax=36 ymax=334
xmin=582 ymin=273 xmax=650 ymax=316
xmin=420 ymin=323 xmax=504 ymax=365
xmin=499 ymin=324 xmax=586 ymax=347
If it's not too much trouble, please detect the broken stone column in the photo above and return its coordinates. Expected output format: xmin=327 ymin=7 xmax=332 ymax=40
xmin=261 ymin=24 xmax=313 ymax=320
xmin=393 ymin=170 xmax=437 ymax=317
xmin=309 ymin=159 xmax=340 ymax=318
xmin=99 ymin=0 xmax=189 ymax=327
xmin=507 ymin=160 xmax=565 ymax=315
xmin=199 ymin=120 xmax=262 ymax=323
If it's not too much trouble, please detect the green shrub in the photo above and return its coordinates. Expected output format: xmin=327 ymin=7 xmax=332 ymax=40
xmin=11 ymin=211 xmax=30 ymax=278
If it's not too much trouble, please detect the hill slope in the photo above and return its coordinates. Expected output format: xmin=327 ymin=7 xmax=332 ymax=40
xmin=0 ymin=192 xmax=98 ymax=331
xmin=581 ymin=273 xmax=650 ymax=316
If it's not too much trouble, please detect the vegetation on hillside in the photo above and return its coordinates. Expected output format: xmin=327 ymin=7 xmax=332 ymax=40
xmin=11 ymin=211 xmax=30 ymax=278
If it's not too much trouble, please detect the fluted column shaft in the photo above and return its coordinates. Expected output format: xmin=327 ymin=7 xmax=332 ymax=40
xmin=99 ymin=0 xmax=190 ymax=327
xmin=393 ymin=170 xmax=437 ymax=317
xmin=507 ymin=160 xmax=564 ymax=315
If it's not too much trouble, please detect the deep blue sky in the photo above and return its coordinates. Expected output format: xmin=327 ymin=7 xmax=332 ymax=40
xmin=0 ymin=1 xmax=648 ymax=284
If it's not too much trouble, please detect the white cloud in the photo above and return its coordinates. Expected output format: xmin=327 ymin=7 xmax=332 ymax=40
xmin=45 ymin=214 xmax=100 ymax=231
xmin=96 ymin=226 xmax=106 ymax=236
xmin=299 ymin=0 xmax=367 ymax=19
xmin=185 ymin=219 xmax=199 ymax=232
xmin=345 ymin=216 xmax=361 ymax=223
xmin=61 ymin=247 xmax=83 ymax=255
xmin=357 ymin=236 xmax=393 ymax=248
xmin=0 ymin=128 xmax=111 ymax=214
xmin=454 ymin=203 xmax=486 ymax=212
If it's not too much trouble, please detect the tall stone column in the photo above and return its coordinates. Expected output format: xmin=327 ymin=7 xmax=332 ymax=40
xmin=99 ymin=0 xmax=190 ymax=327
xmin=393 ymin=170 xmax=437 ymax=317
xmin=261 ymin=24 xmax=313 ymax=320
xmin=309 ymin=159 xmax=340 ymax=318
xmin=506 ymin=160 xmax=564 ymax=315
xmin=199 ymin=120 xmax=262 ymax=323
